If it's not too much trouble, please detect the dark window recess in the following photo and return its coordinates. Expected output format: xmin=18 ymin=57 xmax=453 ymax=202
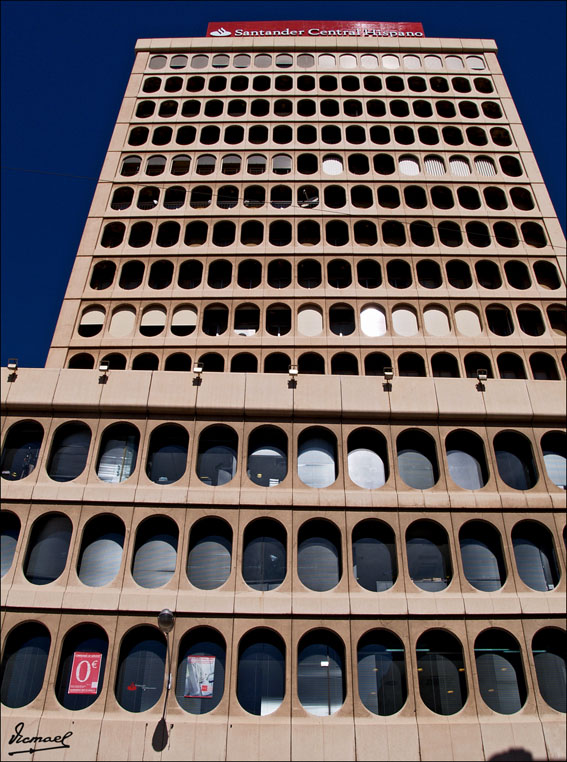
xmin=146 ymin=425 xmax=188 ymax=485
xmin=242 ymin=518 xmax=286 ymax=590
xmin=1 ymin=421 xmax=43 ymax=482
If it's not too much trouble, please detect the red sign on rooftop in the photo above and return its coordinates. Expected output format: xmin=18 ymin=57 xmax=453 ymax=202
xmin=206 ymin=20 xmax=424 ymax=38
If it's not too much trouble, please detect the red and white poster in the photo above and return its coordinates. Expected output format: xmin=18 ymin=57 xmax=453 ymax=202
xmin=68 ymin=652 xmax=102 ymax=695
xmin=184 ymin=655 xmax=215 ymax=698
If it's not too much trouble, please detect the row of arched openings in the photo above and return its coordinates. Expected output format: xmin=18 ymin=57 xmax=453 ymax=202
xmin=90 ymin=256 xmax=562 ymax=293
xmin=2 ymin=621 xmax=564 ymax=716
xmin=2 ymin=512 xmax=562 ymax=596
xmin=2 ymin=422 xmax=565 ymax=493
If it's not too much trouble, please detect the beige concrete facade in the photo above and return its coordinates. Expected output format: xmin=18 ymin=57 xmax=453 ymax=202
xmin=1 ymin=32 xmax=565 ymax=761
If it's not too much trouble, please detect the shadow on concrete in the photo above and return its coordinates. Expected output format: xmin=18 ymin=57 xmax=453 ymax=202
xmin=489 ymin=749 xmax=534 ymax=761
xmin=152 ymin=717 xmax=169 ymax=751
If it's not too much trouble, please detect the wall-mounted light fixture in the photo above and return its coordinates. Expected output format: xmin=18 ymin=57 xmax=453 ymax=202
xmin=476 ymin=369 xmax=488 ymax=382
xmin=7 ymin=358 xmax=18 ymax=372
xmin=288 ymin=364 xmax=298 ymax=388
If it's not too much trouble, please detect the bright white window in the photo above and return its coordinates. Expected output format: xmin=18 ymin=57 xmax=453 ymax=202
xmin=424 ymin=155 xmax=446 ymax=176
xmin=424 ymin=307 xmax=450 ymax=336
xmin=318 ymin=54 xmax=336 ymax=68
xmin=424 ymin=55 xmax=442 ymax=70
xmin=392 ymin=307 xmax=418 ymax=336
xmin=455 ymin=306 xmax=482 ymax=336
xmin=475 ymin=157 xmax=496 ymax=177
xmin=403 ymin=55 xmax=421 ymax=70
xmin=109 ymin=306 xmax=136 ymax=337
xmin=399 ymin=156 xmax=420 ymax=176
xmin=467 ymin=56 xmax=486 ymax=70
xmin=322 ymin=155 xmax=343 ymax=175
xmin=298 ymin=305 xmax=323 ymax=336
xmin=450 ymin=156 xmax=471 ymax=176
xmin=360 ymin=306 xmax=387 ymax=337
xmin=361 ymin=54 xmax=378 ymax=69
xmin=446 ymin=55 xmax=464 ymax=70
xmin=340 ymin=54 xmax=357 ymax=69
xmin=382 ymin=55 xmax=400 ymax=69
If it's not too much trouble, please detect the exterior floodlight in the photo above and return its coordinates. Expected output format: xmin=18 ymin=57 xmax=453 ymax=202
xmin=193 ymin=363 xmax=203 ymax=375
xmin=477 ymin=369 xmax=488 ymax=382
xmin=288 ymin=364 xmax=299 ymax=376
xmin=7 ymin=359 xmax=18 ymax=371
xmin=98 ymin=360 xmax=110 ymax=373
xmin=157 ymin=609 xmax=175 ymax=633
xmin=383 ymin=367 xmax=394 ymax=381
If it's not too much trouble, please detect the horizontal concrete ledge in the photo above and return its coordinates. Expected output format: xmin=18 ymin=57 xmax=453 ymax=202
xmin=2 ymin=367 xmax=565 ymax=423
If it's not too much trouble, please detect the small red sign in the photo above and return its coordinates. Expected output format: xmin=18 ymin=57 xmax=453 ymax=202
xmin=207 ymin=20 xmax=424 ymax=38
xmin=68 ymin=652 xmax=102 ymax=695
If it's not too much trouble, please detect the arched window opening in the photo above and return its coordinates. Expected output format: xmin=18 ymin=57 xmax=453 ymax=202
xmin=397 ymin=430 xmax=439 ymax=490
xmin=47 ymin=422 xmax=91 ymax=482
xmin=351 ymin=185 xmax=373 ymax=209
xmin=298 ymin=185 xmax=319 ymax=208
xmin=476 ymin=260 xmax=502 ymax=289
xmin=90 ymin=260 xmax=116 ymax=289
xmin=266 ymin=304 xmax=291 ymax=337
xmin=270 ymin=185 xmax=292 ymax=209
xmin=217 ymin=185 xmax=238 ymax=209
xmin=532 ymin=628 xmax=566 ymax=713
xmin=164 ymin=353 xmax=192 ymax=372
xmin=439 ymin=221 xmax=463 ymax=247
xmin=269 ymin=221 xmax=292 ymax=246
xmin=171 ymin=306 xmax=197 ymax=337
xmin=466 ymin=221 xmax=490 ymax=248
xmin=392 ymin=306 xmax=418 ymax=337
xmin=387 ymin=259 xmax=412 ymax=288
xmin=541 ymin=431 xmax=566 ymax=489
xmin=494 ymin=431 xmax=538 ymax=490
xmin=416 ymin=630 xmax=467 ymax=714
xmin=139 ymin=306 xmax=166 ymax=337
xmin=516 ymin=304 xmax=544 ymax=336
xmin=357 ymin=260 xmax=382 ymax=288
xmin=264 ymin=353 xmax=291 ymax=374
xmin=0 ymin=622 xmax=50 ymax=708
xmin=132 ymin=352 xmax=158 ymax=371
xmin=1 ymin=420 xmax=43 ymax=482
xmin=398 ymin=352 xmax=426 ymax=377
xmin=241 ymin=220 xmax=264 ymax=245
xmin=77 ymin=514 xmax=125 ymax=587
xmin=230 ymin=353 xmax=257 ymax=373
xmin=298 ymin=220 xmax=321 ymax=246
xmin=463 ymin=354 xmax=492 ymax=381
xmin=148 ymin=259 xmax=173 ymax=289
xmin=1 ymin=511 xmax=20 ymax=577
xmin=78 ymin=306 xmax=105 ymax=337
xmin=348 ymin=153 xmax=370 ymax=175
xmin=178 ymin=260 xmax=202 ymax=289
xmin=352 ymin=520 xmax=396 ymax=590
xmin=72 ymin=346 xmax=100 ymax=369
xmin=242 ymin=518 xmax=287 ymax=590
xmin=358 ymin=630 xmax=407 ymax=715
xmin=298 ymin=259 xmax=321 ymax=289
xmin=23 ymin=512 xmax=72 ymax=585
xmin=486 ymin=305 xmax=514 ymax=336
xmin=234 ymin=304 xmax=259 ymax=337
xmin=100 ymin=352 xmax=127 ymax=370
xmin=326 ymin=220 xmax=349 ymax=246
xmin=406 ymin=520 xmax=452 ymax=591
xmin=267 ymin=259 xmax=291 ymax=288
xmin=446 ymin=260 xmax=472 ymax=288
xmin=121 ymin=156 xmax=141 ymax=177
xmin=55 ymin=624 xmax=109 ymax=711
xmin=131 ymin=516 xmax=178 ymax=588
xmin=128 ymin=126 xmax=149 ymax=146
xmin=298 ymin=352 xmax=325 ymax=375
xmin=329 ymin=304 xmax=355 ymax=336
xmin=212 ymin=221 xmax=235 ymax=247
xmin=534 ymin=261 xmax=560 ymax=290
xmin=119 ymin=260 xmax=144 ymax=290
xmin=207 ymin=260 xmax=232 ymax=289
xmin=96 ymin=423 xmax=139 ymax=483
xmin=494 ymin=222 xmax=519 ymax=248
xmin=475 ymin=630 xmax=526 ymax=714
xmin=364 ymin=352 xmax=392 ymax=377
xmin=247 ymin=154 xmax=267 ymax=175
xmin=331 ymin=352 xmax=359 ymax=376
xmin=512 ymin=520 xmax=559 ymax=591
xmin=197 ymin=426 xmax=237 ymax=486
xmin=547 ymin=305 xmax=567 ymax=336
xmin=417 ymin=260 xmax=442 ymax=289
xmin=273 ymin=154 xmax=292 ymax=175
xmin=497 ymin=353 xmax=526 ymax=379
xmin=128 ymin=221 xmax=153 ymax=248
xmin=298 ymin=630 xmax=345 ymax=715
xmin=297 ymin=516 xmax=342 ymax=592
xmin=298 ymin=429 xmax=338 ymax=489
xmin=146 ymin=424 xmax=188 ymax=485
xmin=243 ymin=186 xmax=265 ymax=209
xmin=459 ymin=520 xmax=506 ymax=591
xmin=247 ymin=426 xmax=288 ymax=487
xmin=175 ymin=628 xmax=226 ymax=714
xmin=187 ymin=518 xmax=232 ymax=590
xmin=446 ymin=429 xmax=488 ymax=490
xmin=354 ymin=220 xmax=378 ymax=246
xmin=115 ymin=626 xmax=165 ymax=712
xmin=202 ymin=305 xmax=228 ymax=336
xmin=432 ymin=353 xmax=460 ymax=378
xmin=237 ymin=629 xmax=285 ymax=716
xmin=328 ymin=259 xmax=352 ymax=288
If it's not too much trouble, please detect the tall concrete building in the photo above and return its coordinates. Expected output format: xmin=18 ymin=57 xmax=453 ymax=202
xmin=1 ymin=20 xmax=565 ymax=761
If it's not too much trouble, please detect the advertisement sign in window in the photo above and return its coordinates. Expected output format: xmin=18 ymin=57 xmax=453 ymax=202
xmin=184 ymin=655 xmax=215 ymax=698
xmin=68 ymin=652 xmax=102 ymax=695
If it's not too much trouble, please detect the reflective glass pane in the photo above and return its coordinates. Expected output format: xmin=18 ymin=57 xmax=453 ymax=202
xmin=298 ymin=631 xmax=345 ymax=716
xmin=54 ymin=624 xmax=108 ymax=710
xmin=0 ymin=622 xmax=51 ymax=708
xmin=77 ymin=515 xmax=125 ymax=587
xmin=237 ymin=630 xmax=285 ymax=715
xmin=24 ymin=513 xmax=72 ymax=585
xmin=358 ymin=631 xmax=407 ymax=715
xmin=175 ymin=627 xmax=226 ymax=714
xmin=115 ymin=627 xmax=166 ymax=712
xmin=1 ymin=421 xmax=43 ymax=481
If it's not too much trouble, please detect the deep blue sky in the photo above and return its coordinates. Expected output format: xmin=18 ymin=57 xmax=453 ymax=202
xmin=1 ymin=0 xmax=565 ymax=368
